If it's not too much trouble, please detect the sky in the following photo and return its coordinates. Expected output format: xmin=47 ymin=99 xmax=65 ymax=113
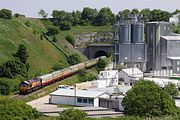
xmin=0 ymin=0 xmax=180 ymax=18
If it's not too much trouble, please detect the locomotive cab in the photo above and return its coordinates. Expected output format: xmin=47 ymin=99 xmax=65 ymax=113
xmin=19 ymin=81 xmax=29 ymax=94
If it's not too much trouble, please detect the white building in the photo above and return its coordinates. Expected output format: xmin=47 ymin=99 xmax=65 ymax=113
xmin=118 ymin=68 xmax=143 ymax=85
xmin=144 ymin=77 xmax=180 ymax=88
xmin=49 ymin=89 xmax=109 ymax=107
xmin=97 ymin=70 xmax=118 ymax=88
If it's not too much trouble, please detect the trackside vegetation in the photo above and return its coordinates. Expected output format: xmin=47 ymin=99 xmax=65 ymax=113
xmin=0 ymin=98 xmax=42 ymax=120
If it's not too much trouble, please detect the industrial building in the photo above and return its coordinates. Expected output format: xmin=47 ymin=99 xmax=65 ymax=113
xmin=146 ymin=22 xmax=172 ymax=72
xmin=160 ymin=36 xmax=180 ymax=75
xmin=114 ymin=14 xmax=146 ymax=71
xmin=49 ymin=89 xmax=109 ymax=107
xmin=145 ymin=21 xmax=180 ymax=76
xmin=118 ymin=68 xmax=143 ymax=85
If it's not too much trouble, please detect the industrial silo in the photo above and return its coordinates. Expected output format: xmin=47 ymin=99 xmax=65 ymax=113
xmin=131 ymin=23 xmax=144 ymax=43
xmin=119 ymin=23 xmax=131 ymax=43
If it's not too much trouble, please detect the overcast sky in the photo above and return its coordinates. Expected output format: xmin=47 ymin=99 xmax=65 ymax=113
xmin=0 ymin=0 xmax=179 ymax=18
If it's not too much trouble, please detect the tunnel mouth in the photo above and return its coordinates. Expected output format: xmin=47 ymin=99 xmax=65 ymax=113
xmin=94 ymin=50 xmax=107 ymax=58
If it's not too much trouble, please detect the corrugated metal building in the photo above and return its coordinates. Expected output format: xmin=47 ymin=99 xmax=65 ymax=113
xmin=145 ymin=22 xmax=172 ymax=71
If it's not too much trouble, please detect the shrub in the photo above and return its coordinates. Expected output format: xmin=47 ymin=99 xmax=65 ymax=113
xmin=13 ymin=44 xmax=29 ymax=64
xmin=164 ymin=83 xmax=179 ymax=96
xmin=59 ymin=21 xmax=71 ymax=30
xmin=0 ymin=98 xmax=42 ymax=120
xmin=52 ymin=35 xmax=57 ymax=42
xmin=78 ymin=69 xmax=96 ymax=82
xmin=0 ymin=80 xmax=10 ymax=95
xmin=0 ymin=60 xmax=28 ymax=78
xmin=65 ymin=34 xmax=75 ymax=46
xmin=46 ymin=26 xmax=59 ymax=36
xmin=96 ymin=58 xmax=107 ymax=71
xmin=67 ymin=54 xmax=81 ymax=65
xmin=59 ymin=108 xmax=87 ymax=120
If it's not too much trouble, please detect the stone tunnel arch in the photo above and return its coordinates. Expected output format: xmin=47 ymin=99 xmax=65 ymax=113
xmin=94 ymin=50 xmax=108 ymax=58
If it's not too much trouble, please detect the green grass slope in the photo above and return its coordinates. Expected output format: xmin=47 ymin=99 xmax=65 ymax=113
xmin=0 ymin=18 xmax=68 ymax=77
xmin=0 ymin=17 xmax=111 ymax=78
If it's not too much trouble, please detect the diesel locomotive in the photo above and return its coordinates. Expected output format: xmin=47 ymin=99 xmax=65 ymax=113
xmin=19 ymin=56 xmax=105 ymax=94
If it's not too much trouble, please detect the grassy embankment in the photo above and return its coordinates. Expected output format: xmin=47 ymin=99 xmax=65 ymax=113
xmin=0 ymin=16 xmax=111 ymax=100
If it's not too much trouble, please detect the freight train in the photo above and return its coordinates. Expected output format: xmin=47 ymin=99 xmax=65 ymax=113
xmin=19 ymin=56 xmax=106 ymax=94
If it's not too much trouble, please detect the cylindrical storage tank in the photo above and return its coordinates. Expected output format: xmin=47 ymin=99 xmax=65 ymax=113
xmin=119 ymin=23 xmax=130 ymax=43
xmin=131 ymin=23 xmax=143 ymax=43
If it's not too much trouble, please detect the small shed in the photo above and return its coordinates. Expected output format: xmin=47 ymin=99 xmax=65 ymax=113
xmin=49 ymin=89 xmax=109 ymax=107
xmin=118 ymin=68 xmax=143 ymax=85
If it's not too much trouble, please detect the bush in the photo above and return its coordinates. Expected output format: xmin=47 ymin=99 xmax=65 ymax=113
xmin=164 ymin=83 xmax=179 ymax=96
xmin=52 ymin=61 xmax=68 ymax=71
xmin=122 ymin=80 xmax=177 ymax=117
xmin=0 ymin=98 xmax=42 ymax=120
xmin=14 ymin=44 xmax=29 ymax=64
xmin=25 ymin=20 xmax=31 ymax=27
xmin=0 ymin=60 xmax=28 ymax=78
xmin=0 ymin=80 xmax=10 ymax=95
xmin=96 ymin=58 xmax=107 ymax=71
xmin=52 ymin=35 xmax=57 ymax=42
xmin=59 ymin=108 xmax=87 ymax=120
xmin=59 ymin=21 xmax=71 ymax=30
xmin=46 ymin=26 xmax=59 ymax=36
xmin=65 ymin=34 xmax=75 ymax=46
xmin=67 ymin=54 xmax=81 ymax=65
xmin=78 ymin=69 xmax=96 ymax=82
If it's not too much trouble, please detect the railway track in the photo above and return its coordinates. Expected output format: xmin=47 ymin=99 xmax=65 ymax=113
xmin=11 ymin=82 xmax=58 ymax=101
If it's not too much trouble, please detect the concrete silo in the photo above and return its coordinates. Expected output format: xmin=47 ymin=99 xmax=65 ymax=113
xmin=114 ymin=14 xmax=147 ymax=71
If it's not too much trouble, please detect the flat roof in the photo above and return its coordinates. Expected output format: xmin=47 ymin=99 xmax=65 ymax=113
xmin=121 ymin=68 xmax=143 ymax=75
xmin=88 ymin=85 xmax=132 ymax=95
xmin=168 ymin=57 xmax=180 ymax=60
xmin=147 ymin=21 xmax=170 ymax=24
xmin=50 ymin=89 xmax=107 ymax=98
xmin=161 ymin=36 xmax=180 ymax=41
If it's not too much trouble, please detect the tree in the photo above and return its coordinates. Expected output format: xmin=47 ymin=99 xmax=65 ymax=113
xmin=164 ymin=83 xmax=179 ymax=96
xmin=78 ymin=69 xmax=96 ymax=82
xmin=122 ymin=80 xmax=177 ymax=117
xmin=150 ymin=9 xmax=171 ymax=22
xmin=38 ymin=9 xmax=48 ymax=18
xmin=0 ymin=9 xmax=12 ymax=19
xmin=81 ymin=7 xmax=97 ymax=24
xmin=59 ymin=21 xmax=72 ymax=30
xmin=0 ymin=98 xmax=42 ymax=120
xmin=119 ymin=9 xmax=131 ymax=20
xmin=65 ymin=34 xmax=75 ymax=46
xmin=96 ymin=58 xmax=107 ymax=71
xmin=72 ymin=10 xmax=81 ymax=26
xmin=131 ymin=8 xmax=139 ymax=15
xmin=46 ymin=26 xmax=59 ymax=36
xmin=14 ymin=44 xmax=29 ymax=64
xmin=140 ymin=8 xmax=151 ymax=22
xmin=67 ymin=54 xmax=81 ymax=65
xmin=94 ymin=7 xmax=116 ymax=26
xmin=0 ymin=60 xmax=28 ymax=78
xmin=59 ymin=108 xmax=87 ymax=120
xmin=0 ymin=80 xmax=10 ymax=95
